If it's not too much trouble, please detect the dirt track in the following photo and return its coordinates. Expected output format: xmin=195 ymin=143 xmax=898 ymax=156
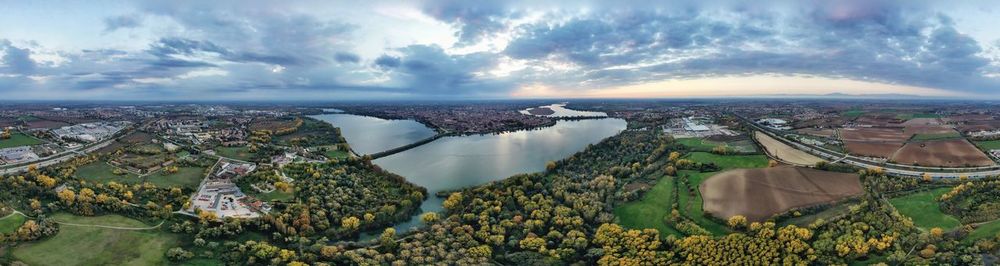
xmin=700 ymin=166 xmax=862 ymax=222
xmin=755 ymin=131 xmax=824 ymax=165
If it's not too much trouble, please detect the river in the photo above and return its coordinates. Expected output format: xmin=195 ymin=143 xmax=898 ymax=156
xmin=310 ymin=108 xmax=626 ymax=237
xmin=519 ymin=103 xmax=607 ymax=117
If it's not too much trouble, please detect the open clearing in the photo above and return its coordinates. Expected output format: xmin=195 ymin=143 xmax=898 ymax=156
xmin=0 ymin=213 xmax=26 ymax=233
xmin=965 ymin=220 xmax=1000 ymax=244
xmin=13 ymin=213 xmax=177 ymax=266
xmin=0 ymin=132 xmax=43 ymax=148
xmin=843 ymin=141 xmax=902 ymax=158
xmin=796 ymin=128 xmax=837 ymax=138
xmin=614 ymin=174 xmax=682 ymax=238
xmin=145 ymin=166 xmax=206 ymax=188
xmin=889 ymin=187 xmax=960 ymax=230
xmin=76 ymin=160 xmax=140 ymax=183
xmin=676 ymin=152 xmax=768 ymax=235
xmin=700 ymin=166 xmax=862 ymax=222
xmin=754 ymin=131 xmax=824 ymax=165
xmin=214 ymin=146 xmax=254 ymax=161
xmin=891 ymin=139 xmax=995 ymax=167
xmin=677 ymin=138 xmax=757 ymax=153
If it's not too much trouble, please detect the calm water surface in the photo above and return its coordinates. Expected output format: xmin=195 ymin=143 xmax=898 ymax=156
xmin=310 ymin=113 xmax=436 ymax=155
xmin=315 ymin=112 xmax=626 ymax=237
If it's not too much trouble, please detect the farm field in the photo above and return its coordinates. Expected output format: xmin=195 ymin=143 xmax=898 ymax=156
xmin=0 ymin=132 xmax=43 ymax=148
xmin=839 ymin=127 xmax=910 ymax=142
xmin=0 ymin=213 xmax=26 ymax=233
xmin=145 ymin=166 xmax=206 ymax=188
xmin=889 ymin=187 xmax=960 ymax=230
xmin=700 ymin=166 xmax=862 ymax=222
xmin=909 ymin=131 xmax=962 ymax=141
xmin=891 ymin=139 xmax=995 ymax=167
xmin=974 ymin=140 xmax=1000 ymax=150
xmin=843 ymin=141 xmax=902 ymax=158
xmin=675 ymin=152 xmax=768 ymax=235
xmin=754 ymin=131 xmax=824 ymax=165
xmin=614 ymin=174 xmax=682 ymax=238
xmin=214 ymin=146 xmax=254 ymax=161
xmin=76 ymin=160 xmax=140 ymax=183
xmin=795 ymin=128 xmax=836 ymax=138
xmin=12 ymin=213 xmax=177 ymax=266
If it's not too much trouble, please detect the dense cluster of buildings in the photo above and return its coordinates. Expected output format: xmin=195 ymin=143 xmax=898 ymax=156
xmin=189 ymin=161 xmax=267 ymax=219
xmin=50 ymin=121 xmax=129 ymax=143
xmin=664 ymin=117 xmax=739 ymax=138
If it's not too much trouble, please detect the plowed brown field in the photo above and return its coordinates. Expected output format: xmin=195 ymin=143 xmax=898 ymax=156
xmin=700 ymin=166 xmax=862 ymax=222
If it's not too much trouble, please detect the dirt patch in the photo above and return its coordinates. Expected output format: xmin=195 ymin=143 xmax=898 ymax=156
xmin=843 ymin=141 xmax=903 ymax=158
xmin=903 ymin=125 xmax=956 ymax=135
xmin=891 ymin=139 xmax=995 ymax=167
xmin=755 ymin=131 xmax=824 ymax=165
xmin=839 ymin=127 xmax=910 ymax=142
xmin=796 ymin=128 xmax=836 ymax=138
xmin=700 ymin=166 xmax=862 ymax=222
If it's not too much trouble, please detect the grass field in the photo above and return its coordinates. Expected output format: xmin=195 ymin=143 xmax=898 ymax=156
xmin=76 ymin=161 xmax=140 ymax=183
xmin=911 ymin=132 xmax=962 ymax=141
xmin=325 ymin=149 xmax=350 ymax=159
xmin=685 ymin=152 xmax=769 ymax=169
xmin=255 ymin=189 xmax=295 ymax=202
xmin=889 ymin=187 xmax=960 ymax=230
xmin=842 ymin=110 xmax=865 ymax=118
xmin=614 ymin=174 xmax=682 ymax=238
xmin=0 ymin=132 xmax=43 ymax=148
xmin=146 ymin=166 xmax=206 ymax=188
xmin=964 ymin=220 xmax=1000 ymax=244
xmin=214 ymin=146 xmax=254 ymax=161
xmin=974 ymin=140 xmax=1000 ymax=151
xmin=896 ymin=113 xmax=941 ymax=120
xmin=0 ymin=213 xmax=26 ymax=233
xmin=13 ymin=213 xmax=177 ymax=266
xmin=676 ymin=138 xmax=721 ymax=151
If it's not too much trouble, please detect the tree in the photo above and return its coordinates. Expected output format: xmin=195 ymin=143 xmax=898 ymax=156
xmin=930 ymin=227 xmax=944 ymax=238
xmin=664 ymin=165 xmax=677 ymax=176
xmin=768 ymin=160 xmax=779 ymax=167
xmin=57 ymin=188 xmax=76 ymax=206
xmin=922 ymin=173 xmax=933 ymax=182
xmin=341 ymin=216 xmax=360 ymax=231
xmin=545 ymin=161 xmax=557 ymax=172
xmin=668 ymin=151 xmax=681 ymax=162
xmin=727 ymin=215 xmax=748 ymax=230
xmin=420 ymin=212 xmax=439 ymax=223
xmin=166 ymin=247 xmax=194 ymax=261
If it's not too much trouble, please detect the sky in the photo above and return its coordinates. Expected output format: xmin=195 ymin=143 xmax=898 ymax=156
xmin=1 ymin=0 xmax=999 ymax=101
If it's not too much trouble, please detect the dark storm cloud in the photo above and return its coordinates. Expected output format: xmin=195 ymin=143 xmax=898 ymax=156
xmin=103 ymin=14 xmax=143 ymax=32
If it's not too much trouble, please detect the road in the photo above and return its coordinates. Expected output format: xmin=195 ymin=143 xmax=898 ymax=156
xmin=733 ymin=113 xmax=1000 ymax=179
xmin=0 ymin=128 xmax=131 ymax=175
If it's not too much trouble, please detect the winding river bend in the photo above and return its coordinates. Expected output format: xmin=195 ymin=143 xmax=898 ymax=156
xmin=311 ymin=107 xmax=626 ymax=236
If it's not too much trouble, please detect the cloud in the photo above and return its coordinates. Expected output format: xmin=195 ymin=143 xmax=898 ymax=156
xmin=103 ymin=14 xmax=143 ymax=32
xmin=421 ymin=0 xmax=513 ymax=46
xmin=0 ymin=40 xmax=37 ymax=74
xmin=334 ymin=52 xmax=360 ymax=63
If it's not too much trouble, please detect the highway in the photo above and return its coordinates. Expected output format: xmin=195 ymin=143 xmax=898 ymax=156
xmin=733 ymin=113 xmax=1000 ymax=179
